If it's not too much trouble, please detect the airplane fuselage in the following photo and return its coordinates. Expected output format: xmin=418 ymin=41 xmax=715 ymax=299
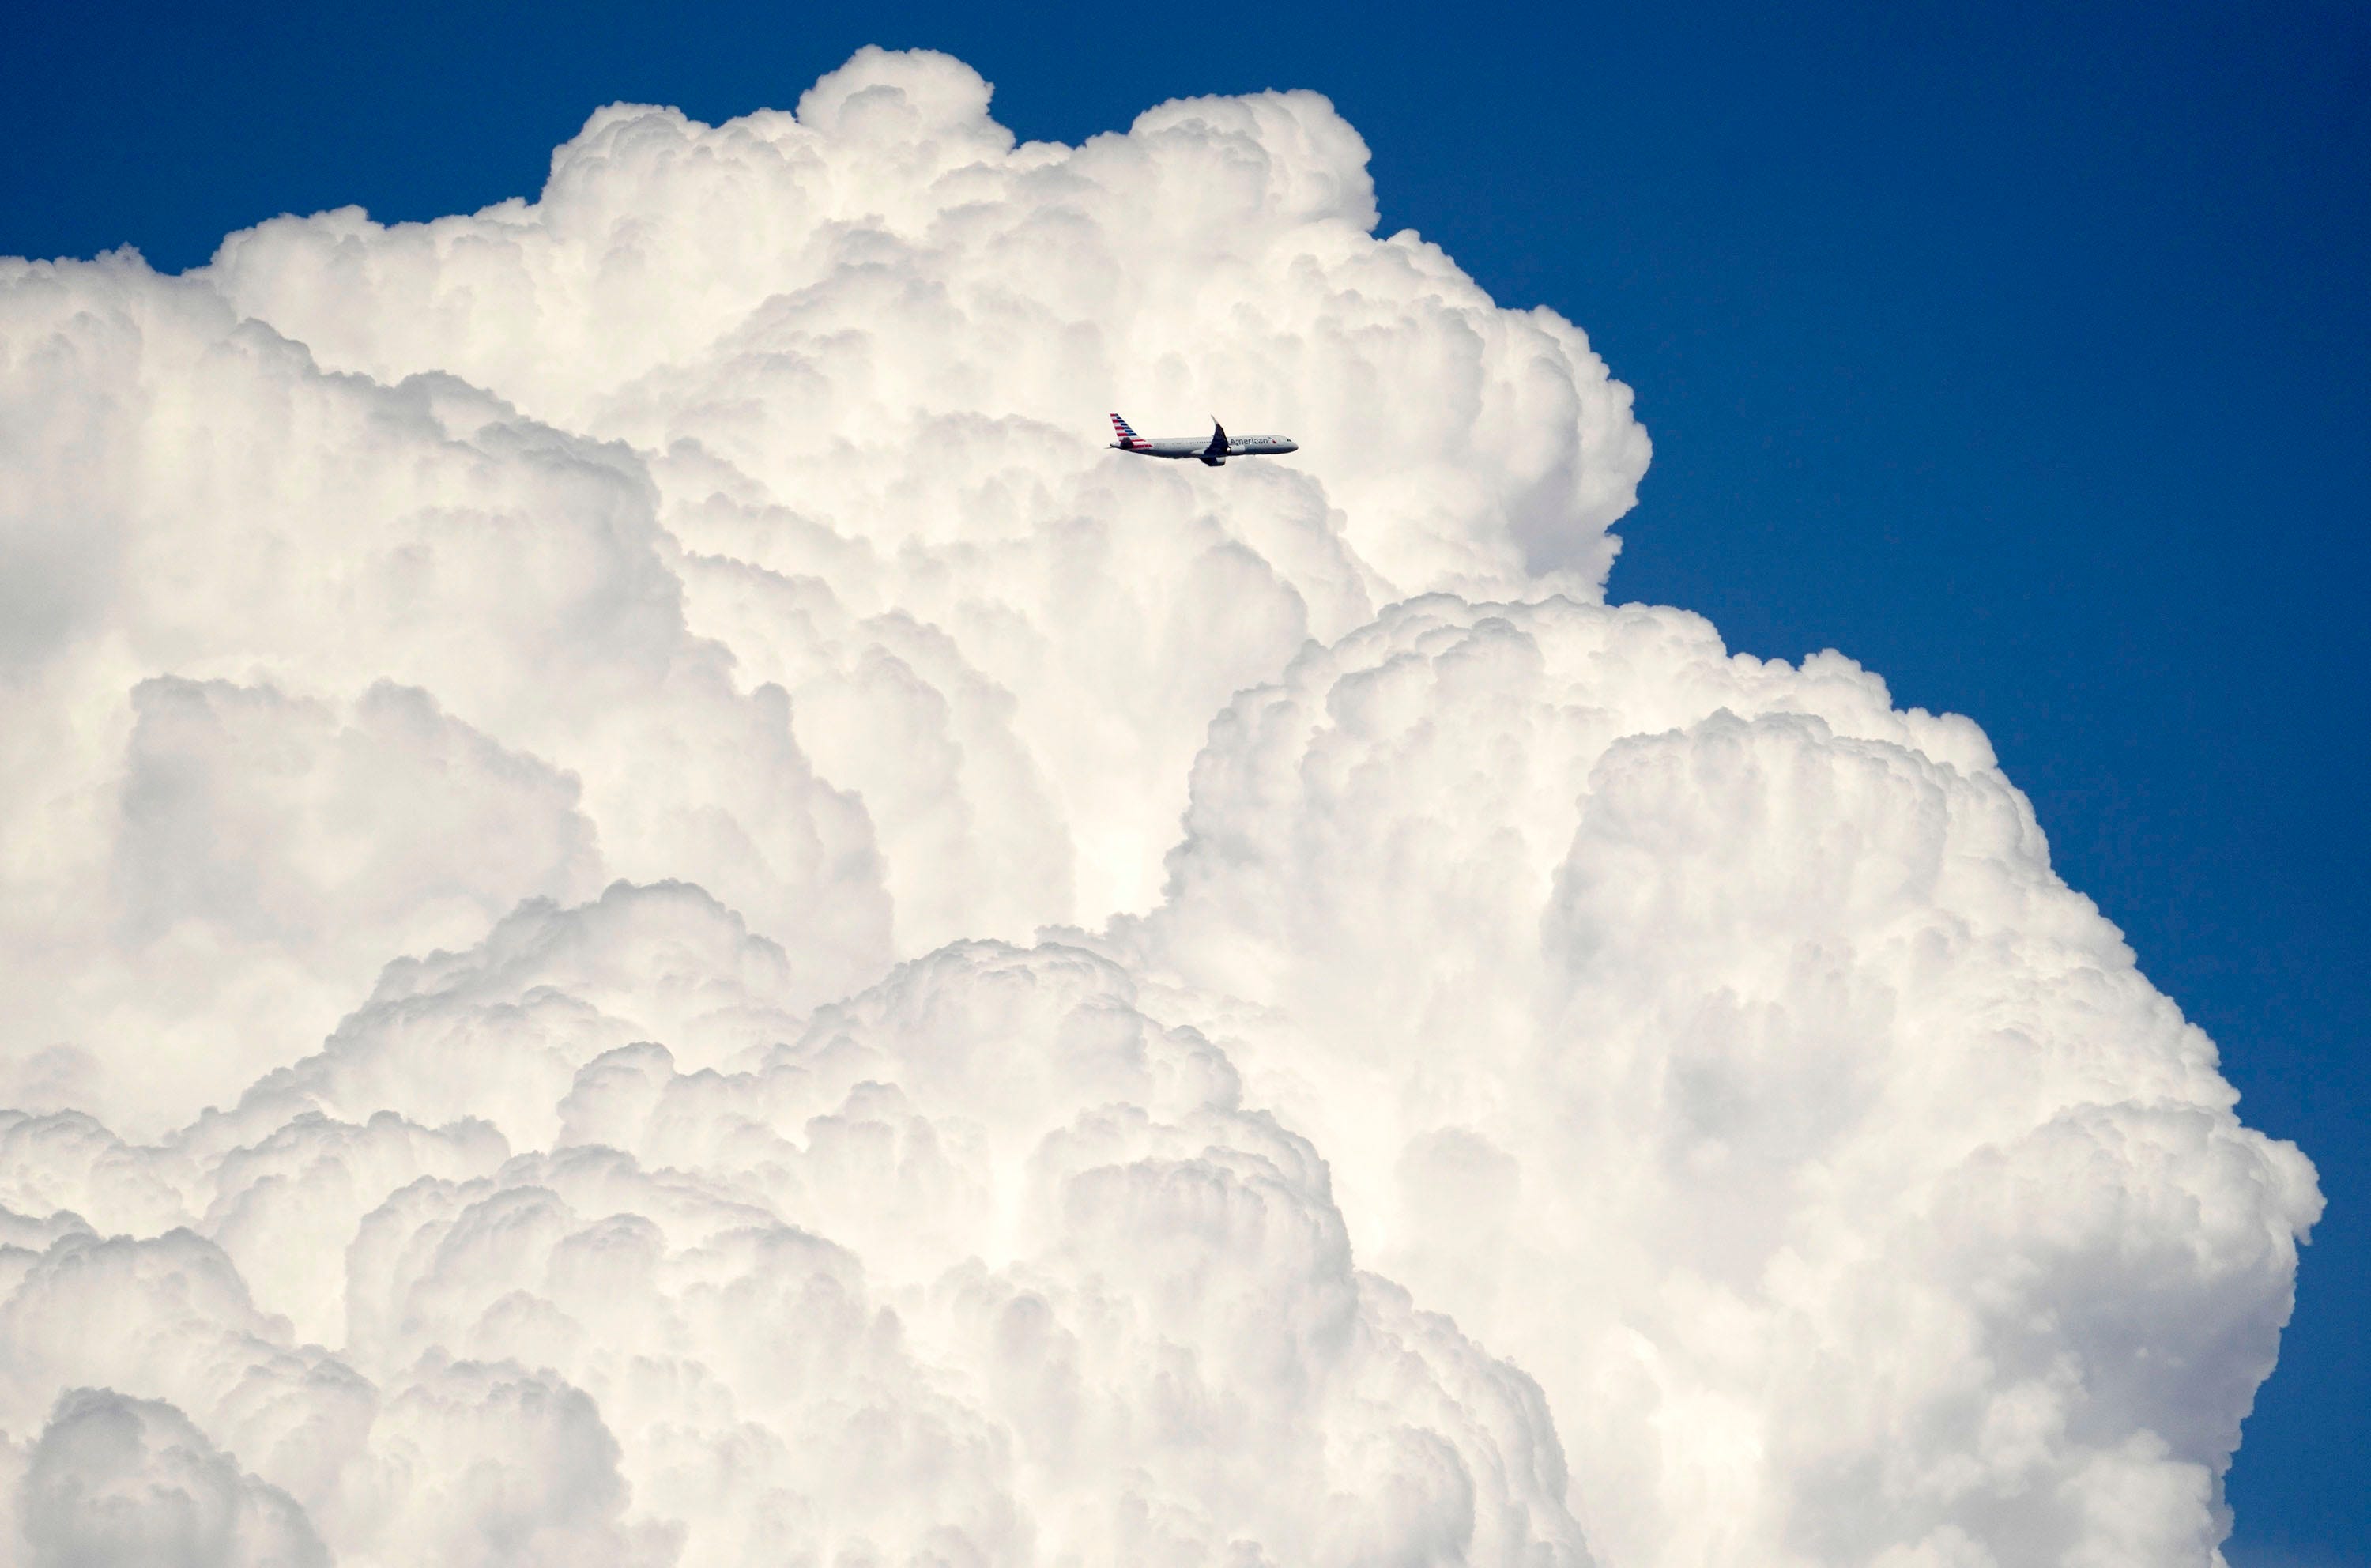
xmin=1110 ymin=414 xmax=1296 ymax=466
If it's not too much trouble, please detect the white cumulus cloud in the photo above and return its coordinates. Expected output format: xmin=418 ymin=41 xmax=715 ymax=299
xmin=1114 ymin=594 xmax=2316 ymax=1563
xmin=0 ymin=44 xmax=2313 ymax=1568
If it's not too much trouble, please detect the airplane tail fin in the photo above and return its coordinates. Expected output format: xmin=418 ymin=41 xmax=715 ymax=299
xmin=1110 ymin=413 xmax=1148 ymax=449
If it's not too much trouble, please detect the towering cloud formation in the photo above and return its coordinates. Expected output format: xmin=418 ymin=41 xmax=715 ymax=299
xmin=0 ymin=46 xmax=2314 ymax=1568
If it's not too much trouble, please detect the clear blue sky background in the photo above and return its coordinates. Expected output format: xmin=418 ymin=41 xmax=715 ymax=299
xmin=6 ymin=2 xmax=2364 ymax=1559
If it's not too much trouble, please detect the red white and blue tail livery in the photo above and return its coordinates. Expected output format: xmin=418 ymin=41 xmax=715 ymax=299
xmin=1108 ymin=413 xmax=1297 ymax=467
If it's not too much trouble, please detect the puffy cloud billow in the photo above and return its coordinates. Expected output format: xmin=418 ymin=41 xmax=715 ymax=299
xmin=0 ymin=46 xmax=2315 ymax=1567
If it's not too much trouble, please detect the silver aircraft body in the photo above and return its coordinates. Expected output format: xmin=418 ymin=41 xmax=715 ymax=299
xmin=1110 ymin=413 xmax=1297 ymax=466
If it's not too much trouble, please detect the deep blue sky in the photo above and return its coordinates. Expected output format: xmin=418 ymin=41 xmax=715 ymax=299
xmin=7 ymin=1 xmax=2365 ymax=1559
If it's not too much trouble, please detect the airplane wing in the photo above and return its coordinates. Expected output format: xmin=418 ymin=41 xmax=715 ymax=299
xmin=1205 ymin=420 xmax=1228 ymax=459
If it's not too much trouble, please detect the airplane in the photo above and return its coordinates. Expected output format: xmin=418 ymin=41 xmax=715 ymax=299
xmin=1110 ymin=413 xmax=1298 ymax=466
